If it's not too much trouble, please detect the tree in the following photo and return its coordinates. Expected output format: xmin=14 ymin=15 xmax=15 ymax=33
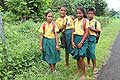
xmin=94 ymin=0 xmax=108 ymax=16
xmin=1 ymin=0 xmax=108 ymax=22
xmin=109 ymin=8 xmax=120 ymax=18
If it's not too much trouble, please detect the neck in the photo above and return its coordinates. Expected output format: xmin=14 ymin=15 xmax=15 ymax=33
xmin=46 ymin=21 xmax=52 ymax=24
xmin=78 ymin=17 xmax=83 ymax=21
xmin=60 ymin=16 xmax=65 ymax=19
xmin=89 ymin=18 xmax=93 ymax=21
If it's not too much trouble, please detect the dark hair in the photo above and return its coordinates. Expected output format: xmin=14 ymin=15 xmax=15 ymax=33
xmin=58 ymin=6 xmax=67 ymax=10
xmin=45 ymin=11 xmax=52 ymax=17
xmin=87 ymin=7 xmax=96 ymax=14
xmin=76 ymin=6 xmax=85 ymax=14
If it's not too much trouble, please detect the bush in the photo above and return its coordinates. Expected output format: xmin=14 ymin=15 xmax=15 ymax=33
xmin=0 ymin=20 xmax=41 ymax=80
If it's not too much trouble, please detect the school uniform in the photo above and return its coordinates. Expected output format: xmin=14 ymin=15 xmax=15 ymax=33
xmin=86 ymin=18 xmax=101 ymax=60
xmin=71 ymin=18 xmax=89 ymax=60
xmin=56 ymin=16 xmax=74 ymax=54
xmin=39 ymin=22 xmax=61 ymax=64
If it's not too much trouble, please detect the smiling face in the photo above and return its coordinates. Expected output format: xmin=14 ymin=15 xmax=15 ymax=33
xmin=76 ymin=9 xmax=84 ymax=20
xmin=59 ymin=7 xmax=66 ymax=18
xmin=46 ymin=12 xmax=53 ymax=23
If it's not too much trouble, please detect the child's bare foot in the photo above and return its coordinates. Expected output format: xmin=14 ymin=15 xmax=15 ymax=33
xmin=80 ymin=75 xmax=85 ymax=80
xmin=64 ymin=65 xmax=68 ymax=69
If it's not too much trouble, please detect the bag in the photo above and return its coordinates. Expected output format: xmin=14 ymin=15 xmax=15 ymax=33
xmin=95 ymin=21 xmax=101 ymax=43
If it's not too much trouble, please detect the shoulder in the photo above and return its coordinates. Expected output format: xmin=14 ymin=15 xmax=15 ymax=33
xmin=52 ymin=22 xmax=58 ymax=27
xmin=67 ymin=15 xmax=74 ymax=21
xmin=83 ymin=18 xmax=89 ymax=23
xmin=74 ymin=18 xmax=78 ymax=22
xmin=56 ymin=17 xmax=61 ymax=22
xmin=95 ymin=20 xmax=100 ymax=25
xmin=41 ymin=22 xmax=46 ymax=26
xmin=93 ymin=18 xmax=100 ymax=23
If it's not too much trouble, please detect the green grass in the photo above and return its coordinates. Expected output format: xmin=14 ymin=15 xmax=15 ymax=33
xmin=1 ymin=19 xmax=120 ymax=80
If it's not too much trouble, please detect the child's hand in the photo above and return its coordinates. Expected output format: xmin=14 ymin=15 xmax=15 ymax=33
xmin=72 ymin=42 xmax=77 ymax=48
xmin=56 ymin=45 xmax=59 ymax=50
xmin=40 ymin=46 xmax=43 ymax=51
xmin=77 ymin=42 xmax=83 ymax=48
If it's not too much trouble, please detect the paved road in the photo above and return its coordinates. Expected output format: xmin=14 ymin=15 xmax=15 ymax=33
xmin=98 ymin=32 xmax=120 ymax=80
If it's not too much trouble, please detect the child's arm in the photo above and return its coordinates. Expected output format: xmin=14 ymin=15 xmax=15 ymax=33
xmin=55 ymin=32 xmax=59 ymax=50
xmin=89 ymin=27 xmax=100 ymax=33
xmin=71 ymin=28 xmax=76 ymax=48
xmin=78 ymin=28 xmax=89 ymax=48
xmin=89 ymin=21 xmax=101 ymax=33
xmin=58 ymin=23 xmax=66 ymax=33
xmin=40 ymin=33 xmax=43 ymax=51
xmin=58 ymin=18 xmax=68 ymax=33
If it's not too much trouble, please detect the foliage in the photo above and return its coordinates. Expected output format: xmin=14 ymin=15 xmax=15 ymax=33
xmin=0 ymin=20 xmax=40 ymax=80
xmin=4 ymin=0 xmax=49 ymax=22
xmin=109 ymin=8 xmax=120 ymax=18
xmin=0 ymin=0 xmax=108 ymax=22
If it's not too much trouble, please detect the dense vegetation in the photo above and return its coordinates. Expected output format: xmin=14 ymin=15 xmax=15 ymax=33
xmin=0 ymin=0 xmax=109 ymax=22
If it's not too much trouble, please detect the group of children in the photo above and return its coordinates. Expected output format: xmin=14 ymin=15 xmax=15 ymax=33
xmin=39 ymin=6 xmax=101 ymax=80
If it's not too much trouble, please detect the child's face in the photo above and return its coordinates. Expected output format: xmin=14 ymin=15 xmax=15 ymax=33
xmin=87 ymin=11 xmax=94 ymax=20
xmin=46 ymin=12 xmax=53 ymax=23
xmin=76 ymin=9 xmax=84 ymax=20
xmin=59 ymin=7 xmax=66 ymax=17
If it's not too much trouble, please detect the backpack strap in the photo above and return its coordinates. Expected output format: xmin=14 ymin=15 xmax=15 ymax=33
xmin=82 ymin=18 xmax=86 ymax=32
xmin=42 ymin=23 xmax=46 ymax=34
xmin=52 ymin=22 xmax=56 ymax=34
xmin=74 ymin=19 xmax=77 ymax=26
xmin=95 ymin=20 xmax=97 ymax=29
xmin=95 ymin=20 xmax=101 ymax=35
xmin=73 ymin=19 xmax=77 ymax=32
xmin=94 ymin=20 xmax=101 ymax=43
xmin=81 ymin=18 xmax=88 ymax=43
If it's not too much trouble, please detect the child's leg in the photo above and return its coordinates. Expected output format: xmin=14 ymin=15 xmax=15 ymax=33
xmin=75 ymin=59 xmax=81 ymax=76
xmin=87 ymin=57 xmax=91 ymax=67
xmin=49 ymin=64 xmax=55 ymax=72
xmin=92 ymin=59 xmax=96 ymax=70
xmin=79 ymin=57 xmax=86 ymax=78
xmin=49 ymin=64 xmax=52 ymax=71
xmin=53 ymin=64 xmax=56 ymax=70
xmin=51 ymin=64 xmax=55 ymax=72
xmin=65 ymin=53 xmax=69 ymax=68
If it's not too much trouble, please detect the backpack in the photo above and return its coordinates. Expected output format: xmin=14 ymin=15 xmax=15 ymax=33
xmin=95 ymin=21 xmax=101 ymax=43
xmin=42 ymin=22 xmax=56 ymax=34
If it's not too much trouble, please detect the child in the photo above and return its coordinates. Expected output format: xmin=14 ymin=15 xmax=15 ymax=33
xmin=56 ymin=6 xmax=74 ymax=69
xmin=71 ymin=7 xmax=89 ymax=80
xmin=86 ymin=7 xmax=101 ymax=73
xmin=39 ymin=11 xmax=61 ymax=72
